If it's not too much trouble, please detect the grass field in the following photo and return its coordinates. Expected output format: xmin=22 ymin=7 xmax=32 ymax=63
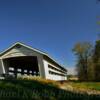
xmin=60 ymin=81 xmax=100 ymax=95
xmin=68 ymin=82 xmax=100 ymax=91
xmin=0 ymin=78 xmax=100 ymax=100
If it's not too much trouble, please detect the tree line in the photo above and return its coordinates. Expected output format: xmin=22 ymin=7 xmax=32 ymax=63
xmin=72 ymin=39 xmax=100 ymax=81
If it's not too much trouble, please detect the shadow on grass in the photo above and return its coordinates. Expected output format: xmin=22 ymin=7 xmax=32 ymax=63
xmin=0 ymin=79 xmax=100 ymax=100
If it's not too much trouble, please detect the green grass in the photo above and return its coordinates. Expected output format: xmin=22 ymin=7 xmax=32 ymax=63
xmin=68 ymin=82 xmax=100 ymax=91
xmin=0 ymin=79 xmax=100 ymax=100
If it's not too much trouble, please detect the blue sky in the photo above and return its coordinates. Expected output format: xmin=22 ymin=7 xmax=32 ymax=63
xmin=0 ymin=0 xmax=100 ymax=74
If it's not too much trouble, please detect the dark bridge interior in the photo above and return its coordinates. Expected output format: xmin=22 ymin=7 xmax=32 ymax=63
xmin=3 ymin=56 xmax=39 ymax=77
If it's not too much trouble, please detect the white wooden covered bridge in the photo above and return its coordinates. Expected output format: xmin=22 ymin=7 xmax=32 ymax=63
xmin=0 ymin=42 xmax=67 ymax=80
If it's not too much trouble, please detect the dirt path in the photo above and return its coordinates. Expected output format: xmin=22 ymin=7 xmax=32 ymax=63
xmin=59 ymin=83 xmax=100 ymax=95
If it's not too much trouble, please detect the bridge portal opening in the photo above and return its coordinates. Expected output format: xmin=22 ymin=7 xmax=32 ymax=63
xmin=3 ymin=56 xmax=39 ymax=78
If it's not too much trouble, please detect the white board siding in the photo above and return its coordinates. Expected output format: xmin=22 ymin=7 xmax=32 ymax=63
xmin=0 ymin=59 xmax=4 ymax=74
xmin=43 ymin=59 xmax=67 ymax=80
xmin=1 ymin=46 xmax=42 ymax=59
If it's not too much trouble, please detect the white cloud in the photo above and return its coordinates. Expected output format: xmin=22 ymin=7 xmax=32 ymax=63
xmin=67 ymin=67 xmax=77 ymax=75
